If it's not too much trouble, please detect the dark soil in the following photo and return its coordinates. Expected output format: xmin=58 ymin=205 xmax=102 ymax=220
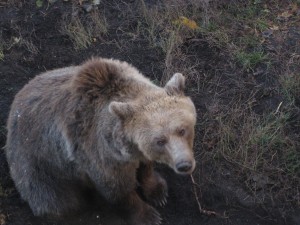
xmin=0 ymin=1 xmax=299 ymax=225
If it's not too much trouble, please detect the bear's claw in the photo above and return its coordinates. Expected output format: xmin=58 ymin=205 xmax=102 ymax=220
xmin=142 ymin=172 xmax=168 ymax=208
xmin=146 ymin=206 xmax=162 ymax=225
xmin=153 ymin=189 xmax=168 ymax=207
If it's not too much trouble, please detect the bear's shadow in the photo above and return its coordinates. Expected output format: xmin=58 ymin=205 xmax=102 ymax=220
xmin=36 ymin=192 xmax=128 ymax=225
xmin=28 ymin=166 xmax=203 ymax=225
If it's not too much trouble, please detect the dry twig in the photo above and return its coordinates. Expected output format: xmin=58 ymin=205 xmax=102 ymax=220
xmin=190 ymin=174 xmax=228 ymax=218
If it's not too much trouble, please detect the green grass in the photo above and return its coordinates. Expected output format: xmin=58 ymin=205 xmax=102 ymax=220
xmin=215 ymin=105 xmax=298 ymax=181
xmin=238 ymin=35 xmax=260 ymax=48
xmin=0 ymin=49 xmax=3 ymax=61
xmin=280 ymin=73 xmax=300 ymax=102
xmin=0 ymin=36 xmax=4 ymax=60
xmin=255 ymin=19 xmax=269 ymax=32
xmin=235 ymin=50 xmax=268 ymax=71
xmin=247 ymin=112 xmax=290 ymax=151
xmin=285 ymin=149 xmax=300 ymax=176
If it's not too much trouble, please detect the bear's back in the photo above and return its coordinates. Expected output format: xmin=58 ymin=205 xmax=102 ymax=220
xmin=6 ymin=58 xmax=161 ymax=164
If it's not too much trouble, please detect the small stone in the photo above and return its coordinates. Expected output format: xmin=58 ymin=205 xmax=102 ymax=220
xmin=82 ymin=3 xmax=93 ymax=13
xmin=93 ymin=0 xmax=100 ymax=5
xmin=262 ymin=29 xmax=273 ymax=38
xmin=0 ymin=214 xmax=6 ymax=225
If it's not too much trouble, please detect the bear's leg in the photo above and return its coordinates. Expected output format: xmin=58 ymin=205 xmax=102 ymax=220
xmin=137 ymin=162 xmax=168 ymax=207
xmin=89 ymin=168 xmax=161 ymax=225
xmin=14 ymin=163 xmax=84 ymax=217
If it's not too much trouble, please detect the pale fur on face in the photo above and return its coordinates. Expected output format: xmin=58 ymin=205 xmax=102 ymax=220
xmin=109 ymin=73 xmax=197 ymax=175
xmin=135 ymin=96 xmax=196 ymax=173
xmin=110 ymin=95 xmax=196 ymax=174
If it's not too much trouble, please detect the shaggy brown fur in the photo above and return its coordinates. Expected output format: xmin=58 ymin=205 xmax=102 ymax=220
xmin=5 ymin=57 xmax=197 ymax=225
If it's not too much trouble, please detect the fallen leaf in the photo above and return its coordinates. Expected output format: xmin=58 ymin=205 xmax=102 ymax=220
xmin=291 ymin=3 xmax=298 ymax=14
xmin=93 ymin=0 xmax=100 ymax=5
xmin=13 ymin=37 xmax=20 ymax=44
xmin=0 ymin=214 xmax=5 ymax=225
xmin=270 ymin=25 xmax=279 ymax=31
xmin=36 ymin=0 xmax=43 ymax=8
xmin=280 ymin=11 xmax=293 ymax=18
xmin=250 ymin=173 xmax=275 ymax=189
xmin=174 ymin=16 xmax=199 ymax=30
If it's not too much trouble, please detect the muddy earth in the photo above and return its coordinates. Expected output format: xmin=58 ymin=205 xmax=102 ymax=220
xmin=0 ymin=1 xmax=299 ymax=225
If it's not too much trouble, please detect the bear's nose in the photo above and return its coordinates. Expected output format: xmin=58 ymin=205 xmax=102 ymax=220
xmin=176 ymin=161 xmax=192 ymax=173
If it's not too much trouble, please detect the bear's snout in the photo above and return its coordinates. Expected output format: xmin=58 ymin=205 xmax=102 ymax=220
xmin=175 ymin=159 xmax=195 ymax=175
xmin=176 ymin=161 xmax=192 ymax=172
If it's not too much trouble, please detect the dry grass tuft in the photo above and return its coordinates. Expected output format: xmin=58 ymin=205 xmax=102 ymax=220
xmin=137 ymin=0 xmax=212 ymax=82
xmin=2 ymin=26 xmax=40 ymax=55
xmin=61 ymin=16 xmax=92 ymax=50
xmin=0 ymin=44 xmax=3 ymax=61
xmin=89 ymin=9 xmax=108 ymax=37
xmin=61 ymin=7 xmax=108 ymax=50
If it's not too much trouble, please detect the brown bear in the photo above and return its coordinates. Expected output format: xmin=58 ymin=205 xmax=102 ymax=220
xmin=5 ymin=57 xmax=197 ymax=225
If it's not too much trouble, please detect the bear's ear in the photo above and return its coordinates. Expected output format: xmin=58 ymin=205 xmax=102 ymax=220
xmin=164 ymin=73 xmax=185 ymax=96
xmin=109 ymin=101 xmax=135 ymax=120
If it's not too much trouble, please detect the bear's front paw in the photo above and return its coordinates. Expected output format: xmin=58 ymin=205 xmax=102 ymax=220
xmin=142 ymin=172 xmax=168 ymax=207
xmin=130 ymin=204 xmax=161 ymax=225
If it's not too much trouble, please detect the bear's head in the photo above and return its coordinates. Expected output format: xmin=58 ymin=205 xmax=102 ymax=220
xmin=109 ymin=73 xmax=197 ymax=175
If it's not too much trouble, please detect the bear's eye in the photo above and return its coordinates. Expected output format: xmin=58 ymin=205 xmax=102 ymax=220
xmin=156 ymin=138 xmax=167 ymax=147
xmin=178 ymin=128 xmax=185 ymax=136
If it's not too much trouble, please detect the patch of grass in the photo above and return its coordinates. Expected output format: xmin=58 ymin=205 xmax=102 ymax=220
xmin=0 ymin=33 xmax=4 ymax=60
xmin=0 ymin=46 xmax=3 ymax=61
xmin=20 ymin=38 xmax=39 ymax=55
xmin=61 ymin=16 xmax=92 ymax=50
xmin=137 ymin=3 xmax=163 ymax=47
xmin=137 ymin=0 xmax=210 ymax=82
xmin=235 ymin=50 xmax=268 ymax=71
xmin=280 ymin=72 xmax=300 ymax=103
xmin=246 ymin=112 xmax=291 ymax=154
xmin=238 ymin=35 xmax=260 ymax=48
xmin=203 ymin=21 xmax=219 ymax=32
xmin=8 ymin=26 xmax=39 ymax=55
xmin=201 ymin=94 xmax=300 ymax=204
xmin=124 ymin=0 xmax=300 ymax=213
xmin=213 ymin=104 xmax=299 ymax=188
xmin=88 ymin=9 xmax=108 ymax=38
xmin=61 ymin=8 xmax=108 ymax=50
xmin=255 ymin=19 xmax=269 ymax=32
xmin=285 ymin=149 xmax=300 ymax=176
xmin=228 ymin=2 xmax=265 ymax=23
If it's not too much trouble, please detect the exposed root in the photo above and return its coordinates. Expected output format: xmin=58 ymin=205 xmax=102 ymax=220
xmin=190 ymin=174 xmax=228 ymax=218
